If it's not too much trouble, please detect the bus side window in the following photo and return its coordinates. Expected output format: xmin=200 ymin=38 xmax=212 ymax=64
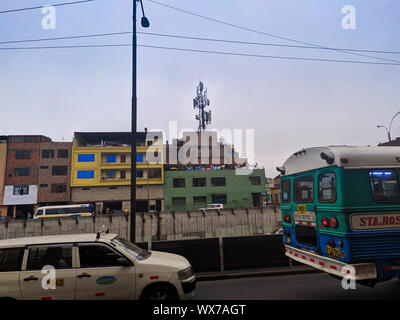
xmin=369 ymin=170 xmax=400 ymax=203
xmin=281 ymin=180 xmax=291 ymax=203
xmin=318 ymin=172 xmax=337 ymax=203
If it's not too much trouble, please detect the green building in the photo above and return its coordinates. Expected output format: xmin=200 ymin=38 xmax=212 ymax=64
xmin=164 ymin=169 xmax=267 ymax=211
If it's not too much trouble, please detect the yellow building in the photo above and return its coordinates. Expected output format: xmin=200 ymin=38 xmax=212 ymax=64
xmin=70 ymin=132 xmax=164 ymax=213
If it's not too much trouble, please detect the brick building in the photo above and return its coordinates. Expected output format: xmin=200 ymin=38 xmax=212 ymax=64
xmin=0 ymin=137 xmax=7 ymax=218
xmin=3 ymin=135 xmax=51 ymax=219
xmin=37 ymin=141 xmax=72 ymax=206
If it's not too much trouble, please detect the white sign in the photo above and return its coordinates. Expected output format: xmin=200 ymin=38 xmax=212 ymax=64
xmin=351 ymin=213 xmax=400 ymax=231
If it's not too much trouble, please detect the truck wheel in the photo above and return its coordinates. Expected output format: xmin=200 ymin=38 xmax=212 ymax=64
xmin=142 ymin=284 xmax=178 ymax=301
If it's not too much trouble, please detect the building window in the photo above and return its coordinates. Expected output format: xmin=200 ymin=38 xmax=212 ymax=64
xmin=120 ymin=171 xmax=126 ymax=179
xmin=51 ymin=184 xmax=67 ymax=193
xmin=106 ymin=170 xmax=116 ymax=179
xmin=39 ymin=184 xmax=48 ymax=188
xmin=137 ymin=154 xmax=144 ymax=162
xmin=193 ymin=178 xmax=206 ymax=187
xmin=212 ymin=194 xmax=227 ymax=204
xmin=77 ymin=171 xmax=94 ymax=179
xmin=52 ymin=166 xmax=68 ymax=176
xmin=294 ymin=175 xmax=314 ymax=203
xmin=40 ymin=166 xmax=49 ymax=169
xmin=13 ymin=185 xmax=29 ymax=195
xmin=15 ymin=150 xmax=31 ymax=160
xmin=57 ymin=149 xmax=69 ymax=158
xmin=148 ymin=168 xmax=162 ymax=179
xmin=14 ymin=168 xmax=30 ymax=176
xmin=193 ymin=196 xmax=207 ymax=203
xmin=173 ymin=178 xmax=185 ymax=188
xmin=120 ymin=155 xmax=126 ymax=163
xmin=42 ymin=150 xmax=54 ymax=159
xmin=211 ymin=177 xmax=226 ymax=187
xmin=106 ymin=155 xmax=117 ymax=163
xmin=249 ymin=176 xmax=261 ymax=185
xmin=78 ymin=154 xmax=95 ymax=162
xmin=172 ymin=197 xmax=186 ymax=205
xmin=136 ymin=170 xmax=144 ymax=178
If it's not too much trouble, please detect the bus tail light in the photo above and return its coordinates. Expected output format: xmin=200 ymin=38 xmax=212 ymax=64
xmin=329 ymin=217 xmax=339 ymax=228
xmin=322 ymin=217 xmax=329 ymax=227
xmin=284 ymin=214 xmax=291 ymax=223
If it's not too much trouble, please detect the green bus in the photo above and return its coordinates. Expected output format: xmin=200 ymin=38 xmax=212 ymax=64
xmin=278 ymin=146 xmax=400 ymax=286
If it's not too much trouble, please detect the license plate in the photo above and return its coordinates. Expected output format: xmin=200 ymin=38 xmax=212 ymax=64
xmin=297 ymin=205 xmax=306 ymax=214
xmin=326 ymin=246 xmax=344 ymax=259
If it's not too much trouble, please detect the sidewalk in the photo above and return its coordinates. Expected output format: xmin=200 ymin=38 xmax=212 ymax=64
xmin=196 ymin=265 xmax=322 ymax=281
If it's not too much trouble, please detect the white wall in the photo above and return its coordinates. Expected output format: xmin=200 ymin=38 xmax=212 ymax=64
xmin=3 ymin=185 xmax=38 ymax=205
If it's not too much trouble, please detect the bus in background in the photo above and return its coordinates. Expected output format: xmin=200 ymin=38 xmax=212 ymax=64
xmin=277 ymin=146 xmax=400 ymax=286
xmin=33 ymin=204 xmax=94 ymax=219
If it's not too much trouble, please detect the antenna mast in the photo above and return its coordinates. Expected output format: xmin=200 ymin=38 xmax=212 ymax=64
xmin=193 ymin=81 xmax=211 ymax=132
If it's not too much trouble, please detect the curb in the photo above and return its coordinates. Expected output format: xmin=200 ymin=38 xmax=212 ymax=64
xmin=195 ymin=267 xmax=322 ymax=282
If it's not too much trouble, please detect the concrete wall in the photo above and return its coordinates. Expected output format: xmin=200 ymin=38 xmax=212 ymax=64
xmin=0 ymin=206 xmax=281 ymax=242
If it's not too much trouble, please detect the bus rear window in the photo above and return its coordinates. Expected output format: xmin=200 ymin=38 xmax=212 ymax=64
xmin=294 ymin=175 xmax=314 ymax=203
xmin=369 ymin=170 xmax=400 ymax=203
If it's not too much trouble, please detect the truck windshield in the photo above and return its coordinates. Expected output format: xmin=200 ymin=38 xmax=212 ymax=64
xmin=110 ymin=237 xmax=150 ymax=260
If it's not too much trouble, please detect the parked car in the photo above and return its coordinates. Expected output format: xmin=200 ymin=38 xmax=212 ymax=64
xmin=199 ymin=203 xmax=224 ymax=213
xmin=0 ymin=233 xmax=195 ymax=300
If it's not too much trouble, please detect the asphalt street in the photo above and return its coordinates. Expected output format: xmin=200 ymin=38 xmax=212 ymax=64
xmin=194 ymin=272 xmax=400 ymax=300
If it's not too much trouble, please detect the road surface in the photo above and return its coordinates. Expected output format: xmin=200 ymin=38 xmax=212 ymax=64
xmin=194 ymin=272 xmax=400 ymax=300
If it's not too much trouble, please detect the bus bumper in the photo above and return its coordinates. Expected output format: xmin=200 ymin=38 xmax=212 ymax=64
xmin=285 ymin=245 xmax=377 ymax=280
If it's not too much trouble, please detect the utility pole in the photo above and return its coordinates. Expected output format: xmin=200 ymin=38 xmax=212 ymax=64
xmin=130 ymin=0 xmax=149 ymax=243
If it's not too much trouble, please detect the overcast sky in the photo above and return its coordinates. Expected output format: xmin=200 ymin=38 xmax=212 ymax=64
xmin=1 ymin=0 xmax=400 ymax=177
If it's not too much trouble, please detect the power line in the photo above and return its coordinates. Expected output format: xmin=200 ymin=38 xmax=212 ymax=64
xmin=0 ymin=0 xmax=95 ymax=14
xmin=145 ymin=0 xmax=400 ymax=64
xmin=1 ymin=42 xmax=399 ymax=66
xmin=1 ymin=30 xmax=400 ymax=56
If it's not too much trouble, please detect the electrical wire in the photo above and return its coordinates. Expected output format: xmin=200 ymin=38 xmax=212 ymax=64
xmin=1 ymin=31 xmax=399 ymax=56
xmin=1 ymin=42 xmax=399 ymax=66
xmin=145 ymin=0 xmax=400 ymax=64
xmin=0 ymin=0 xmax=95 ymax=14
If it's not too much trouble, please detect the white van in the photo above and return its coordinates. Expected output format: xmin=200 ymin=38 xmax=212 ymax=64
xmin=33 ymin=204 xmax=94 ymax=219
xmin=200 ymin=203 xmax=224 ymax=211
xmin=0 ymin=233 xmax=195 ymax=300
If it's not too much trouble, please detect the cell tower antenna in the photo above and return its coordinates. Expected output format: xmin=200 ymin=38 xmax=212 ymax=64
xmin=193 ymin=81 xmax=212 ymax=132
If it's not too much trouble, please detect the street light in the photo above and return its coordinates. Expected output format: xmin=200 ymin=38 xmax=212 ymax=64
xmin=377 ymin=111 xmax=400 ymax=142
xmin=131 ymin=0 xmax=149 ymax=243
xmin=377 ymin=125 xmax=390 ymax=142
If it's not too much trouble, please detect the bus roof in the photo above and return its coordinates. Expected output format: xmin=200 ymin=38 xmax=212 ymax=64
xmin=36 ymin=204 xmax=92 ymax=210
xmin=277 ymin=146 xmax=400 ymax=176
